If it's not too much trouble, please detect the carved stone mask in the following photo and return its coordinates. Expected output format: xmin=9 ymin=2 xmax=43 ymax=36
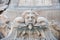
xmin=23 ymin=11 xmax=38 ymax=25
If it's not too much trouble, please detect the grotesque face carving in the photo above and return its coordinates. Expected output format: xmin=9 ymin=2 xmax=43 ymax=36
xmin=9 ymin=11 xmax=57 ymax=40
xmin=22 ymin=11 xmax=38 ymax=25
xmin=25 ymin=13 xmax=36 ymax=25
xmin=37 ymin=17 xmax=49 ymax=28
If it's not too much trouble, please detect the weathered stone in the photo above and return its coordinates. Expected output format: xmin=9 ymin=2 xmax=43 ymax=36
xmin=0 ymin=0 xmax=60 ymax=40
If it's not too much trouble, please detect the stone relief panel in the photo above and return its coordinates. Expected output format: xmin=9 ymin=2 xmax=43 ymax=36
xmin=0 ymin=11 xmax=60 ymax=40
xmin=0 ymin=0 xmax=60 ymax=40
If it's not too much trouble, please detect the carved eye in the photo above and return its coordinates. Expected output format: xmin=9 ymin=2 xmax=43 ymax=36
xmin=31 ymin=16 xmax=35 ymax=19
xmin=40 ymin=21 xmax=45 ymax=23
xmin=6 ymin=21 xmax=9 ymax=24
xmin=26 ymin=16 xmax=29 ymax=19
